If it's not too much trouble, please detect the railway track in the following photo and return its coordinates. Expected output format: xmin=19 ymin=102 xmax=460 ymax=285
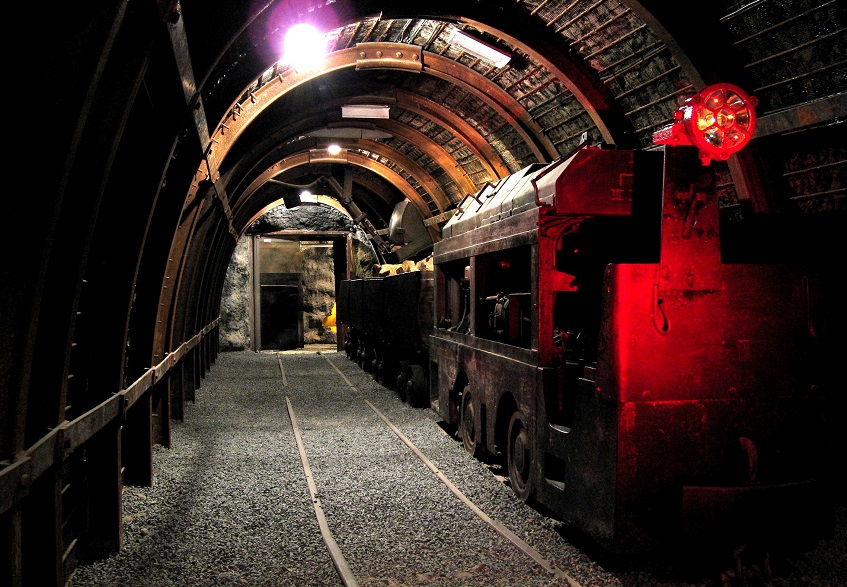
xmin=68 ymin=349 xmax=846 ymax=587
xmin=280 ymin=351 xmax=582 ymax=587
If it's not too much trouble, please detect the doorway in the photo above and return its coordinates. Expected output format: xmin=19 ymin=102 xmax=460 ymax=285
xmin=251 ymin=233 xmax=351 ymax=351
xmin=255 ymin=238 xmax=303 ymax=350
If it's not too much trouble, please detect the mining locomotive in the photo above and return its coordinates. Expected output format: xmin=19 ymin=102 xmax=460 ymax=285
xmin=338 ymin=85 xmax=834 ymax=562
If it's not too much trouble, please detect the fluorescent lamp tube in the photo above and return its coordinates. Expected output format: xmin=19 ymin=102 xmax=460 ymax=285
xmin=448 ymin=29 xmax=511 ymax=68
xmin=341 ymin=104 xmax=391 ymax=119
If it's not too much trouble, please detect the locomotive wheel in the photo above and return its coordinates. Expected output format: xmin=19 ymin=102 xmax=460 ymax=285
xmin=406 ymin=365 xmax=427 ymax=408
xmin=507 ymin=411 xmax=533 ymax=502
xmin=460 ymin=389 xmax=480 ymax=456
xmin=396 ymin=368 xmax=408 ymax=402
xmin=361 ymin=346 xmax=372 ymax=372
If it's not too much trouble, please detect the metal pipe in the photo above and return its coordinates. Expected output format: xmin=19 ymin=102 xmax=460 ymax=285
xmin=720 ymin=0 xmax=769 ymax=23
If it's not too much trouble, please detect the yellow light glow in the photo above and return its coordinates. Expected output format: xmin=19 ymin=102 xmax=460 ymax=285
xmin=696 ymin=106 xmax=716 ymax=131
xmin=322 ymin=303 xmax=337 ymax=332
xmin=716 ymin=108 xmax=736 ymax=128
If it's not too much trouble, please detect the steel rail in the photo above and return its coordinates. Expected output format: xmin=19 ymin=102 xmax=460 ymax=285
xmin=285 ymin=396 xmax=360 ymax=587
xmin=322 ymin=355 xmax=583 ymax=587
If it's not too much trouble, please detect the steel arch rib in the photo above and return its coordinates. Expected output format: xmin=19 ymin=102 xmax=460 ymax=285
xmin=237 ymin=152 xmax=440 ymax=242
xmin=421 ymin=53 xmax=558 ymax=161
xmin=217 ymin=99 xmax=473 ymax=214
xmin=229 ymin=136 xmax=451 ymax=218
xmin=194 ymin=43 xmax=555 ymax=195
xmin=394 ymin=89 xmax=512 ymax=179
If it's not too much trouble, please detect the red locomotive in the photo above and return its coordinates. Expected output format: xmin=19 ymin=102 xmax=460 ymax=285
xmin=341 ymin=84 xmax=834 ymax=563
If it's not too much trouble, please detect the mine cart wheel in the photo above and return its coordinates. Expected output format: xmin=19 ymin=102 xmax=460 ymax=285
xmin=406 ymin=365 xmax=427 ymax=408
xmin=460 ymin=389 xmax=480 ymax=457
xmin=396 ymin=366 xmax=409 ymax=402
xmin=371 ymin=354 xmax=381 ymax=381
xmin=376 ymin=359 xmax=386 ymax=385
xmin=360 ymin=345 xmax=373 ymax=372
xmin=507 ymin=411 xmax=533 ymax=502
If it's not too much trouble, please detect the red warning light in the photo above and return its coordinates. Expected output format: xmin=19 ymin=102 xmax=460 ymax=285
xmin=653 ymin=83 xmax=757 ymax=165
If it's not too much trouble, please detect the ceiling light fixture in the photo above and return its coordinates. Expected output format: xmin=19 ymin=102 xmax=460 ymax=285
xmin=447 ymin=29 xmax=511 ymax=68
xmin=341 ymin=104 xmax=391 ymax=119
xmin=326 ymin=144 xmax=342 ymax=155
xmin=282 ymin=23 xmax=326 ymax=71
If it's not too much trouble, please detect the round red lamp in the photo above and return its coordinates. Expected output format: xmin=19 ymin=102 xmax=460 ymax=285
xmin=653 ymin=83 xmax=757 ymax=165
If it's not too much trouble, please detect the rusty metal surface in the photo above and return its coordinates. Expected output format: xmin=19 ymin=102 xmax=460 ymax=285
xmin=0 ymin=320 xmax=218 ymax=518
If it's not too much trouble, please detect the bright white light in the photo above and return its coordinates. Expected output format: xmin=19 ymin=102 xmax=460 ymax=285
xmin=326 ymin=144 xmax=342 ymax=155
xmin=447 ymin=28 xmax=511 ymax=68
xmin=341 ymin=104 xmax=391 ymax=119
xmin=283 ymin=24 xmax=326 ymax=71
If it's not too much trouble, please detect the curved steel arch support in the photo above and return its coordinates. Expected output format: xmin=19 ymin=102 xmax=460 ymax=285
xmin=332 ymin=139 xmax=452 ymax=211
xmin=237 ymin=152 xmax=442 ymax=243
xmin=193 ymin=41 xmax=553 ymax=199
xmin=456 ymin=12 xmax=633 ymax=147
xmin=226 ymin=133 xmax=450 ymax=222
xmin=215 ymin=98 xmax=465 ymax=215
xmin=395 ymin=89 xmax=512 ymax=179
xmin=195 ymin=44 xmax=424 ymax=191
xmin=422 ymin=52 xmax=559 ymax=162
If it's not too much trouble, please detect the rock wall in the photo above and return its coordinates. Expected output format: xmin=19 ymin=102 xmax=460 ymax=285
xmin=301 ymin=244 xmax=337 ymax=344
xmin=220 ymin=238 xmax=251 ymax=351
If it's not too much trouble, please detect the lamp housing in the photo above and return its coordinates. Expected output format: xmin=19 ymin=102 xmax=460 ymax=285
xmin=653 ymin=83 xmax=757 ymax=165
xmin=447 ymin=29 xmax=511 ymax=68
xmin=341 ymin=104 xmax=391 ymax=119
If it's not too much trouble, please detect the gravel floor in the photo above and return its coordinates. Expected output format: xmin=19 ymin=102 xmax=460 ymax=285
xmin=69 ymin=349 xmax=847 ymax=587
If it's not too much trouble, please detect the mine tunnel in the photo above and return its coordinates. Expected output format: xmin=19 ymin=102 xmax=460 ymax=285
xmin=3 ymin=1 xmax=846 ymax=585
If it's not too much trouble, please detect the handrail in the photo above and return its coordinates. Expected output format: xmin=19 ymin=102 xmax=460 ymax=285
xmin=0 ymin=318 xmax=219 ymax=516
